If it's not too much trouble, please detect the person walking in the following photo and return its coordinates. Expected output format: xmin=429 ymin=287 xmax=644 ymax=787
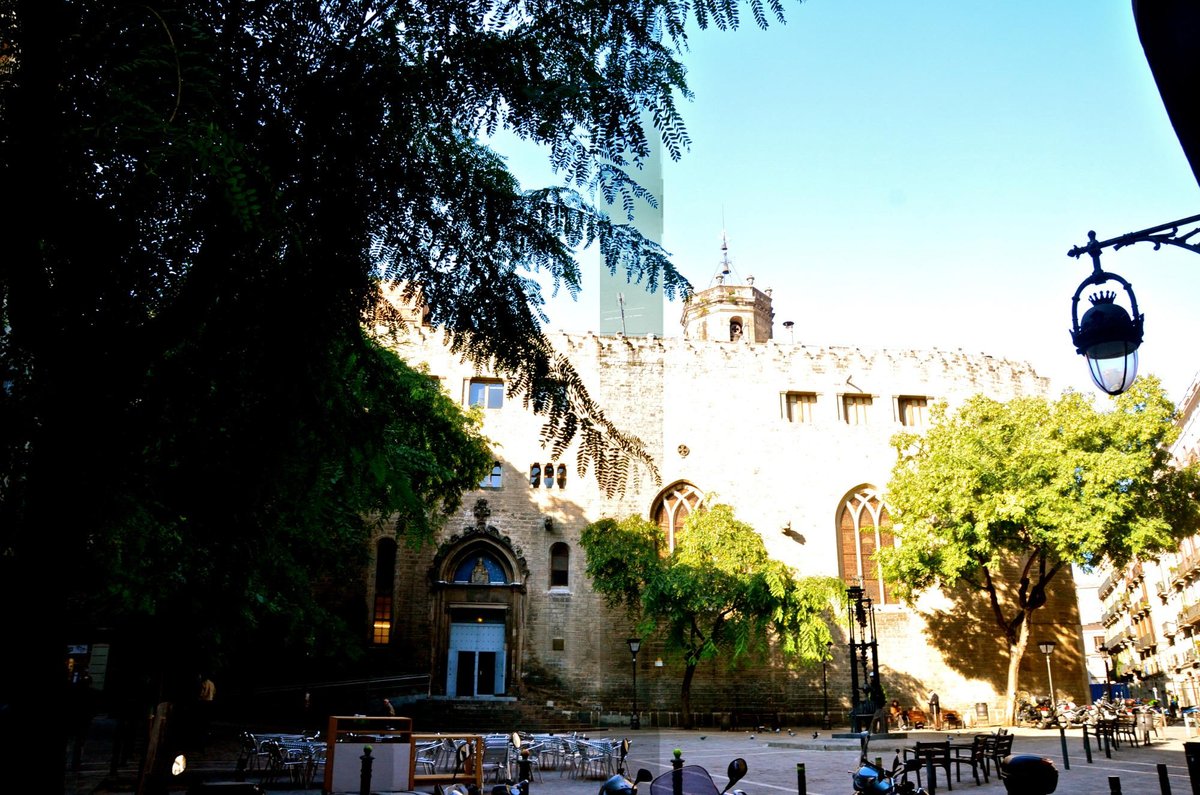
xmin=195 ymin=674 xmax=216 ymax=749
xmin=928 ymin=691 xmax=941 ymax=731
xmin=66 ymin=669 xmax=95 ymax=771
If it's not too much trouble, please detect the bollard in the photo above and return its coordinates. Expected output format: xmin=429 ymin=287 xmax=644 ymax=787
xmin=1058 ymin=723 xmax=1070 ymax=770
xmin=1184 ymin=741 xmax=1200 ymax=795
xmin=360 ymin=746 xmax=374 ymax=795
xmin=1083 ymin=725 xmax=1093 ymax=764
xmin=796 ymin=762 xmax=807 ymax=795
xmin=1110 ymin=775 xmax=1122 ymax=793
xmin=672 ymin=749 xmax=684 ymax=795
xmin=1160 ymin=762 xmax=1173 ymax=795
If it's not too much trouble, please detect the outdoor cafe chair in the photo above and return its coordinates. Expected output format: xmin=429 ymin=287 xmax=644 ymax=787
xmin=902 ymin=739 xmax=953 ymax=792
xmin=984 ymin=732 xmax=1014 ymax=778
xmin=950 ymin=734 xmax=989 ymax=785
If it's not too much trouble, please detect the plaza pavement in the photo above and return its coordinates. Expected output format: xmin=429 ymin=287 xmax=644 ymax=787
xmin=71 ymin=718 xmax=1200 ymax=795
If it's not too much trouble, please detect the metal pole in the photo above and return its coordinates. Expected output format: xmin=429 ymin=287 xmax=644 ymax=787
xmin=631 ymin=652 xmax=639 ymax=730
xmin=1083 ymin=724 xmax=1093 ymax=764
xmin=822 ymin=660 xmax=830 ymax=730
xmin=1045 ymin=653 xmax=1056 ymax=704
xmin=1059 ymin=723 xmax=1070 ymax=770
xmin=1159 ymin=762 xmax=1173 ymax=794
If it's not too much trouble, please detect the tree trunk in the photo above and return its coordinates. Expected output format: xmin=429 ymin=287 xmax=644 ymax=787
xmin=1004 ymin=610 xmax=1033 ymax=725
xmin=681 ymin=662 xmax=697 ymax=729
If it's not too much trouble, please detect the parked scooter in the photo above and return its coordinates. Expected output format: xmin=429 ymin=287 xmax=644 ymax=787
xmin=850 ymin=731 xmax=928 ymax=795
xmin=647 ymin=757 xmax=750 ymax=795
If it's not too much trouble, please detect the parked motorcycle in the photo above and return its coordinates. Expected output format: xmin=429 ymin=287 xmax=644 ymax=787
xmin=647 ymin=757 xmax=750 ymax=795
xmin=850 ymin=731 xmax=928 ymax=795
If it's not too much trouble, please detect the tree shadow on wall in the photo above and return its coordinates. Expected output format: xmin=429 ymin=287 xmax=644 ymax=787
xmin=916 ymin=580 xmax=1012 ymax=693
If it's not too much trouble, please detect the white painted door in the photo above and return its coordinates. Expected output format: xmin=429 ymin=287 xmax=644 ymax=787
xmin=447 ymin=623 xmax=506 ymax=697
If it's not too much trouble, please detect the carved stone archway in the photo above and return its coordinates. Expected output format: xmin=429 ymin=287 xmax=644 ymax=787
xmin=428 ymin=499 xmax=529 ymax=697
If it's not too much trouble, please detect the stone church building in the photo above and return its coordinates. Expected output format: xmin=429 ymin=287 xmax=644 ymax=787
xmin=369 ymin=274 xmax=1086 ymax=727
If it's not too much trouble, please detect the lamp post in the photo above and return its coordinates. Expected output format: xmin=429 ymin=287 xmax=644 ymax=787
xmin=1102 ymin=649 xmax=1114 ymax=701
xmin=822 ymin=641 xmax=833 ymax=730
xmin=627 ymin=638 xmax=641 ymax=730
xmin=1038 ymin=640 xmax=1056 ymax=704
xmin=1067 ymin=213 xmax=1200 ymax=394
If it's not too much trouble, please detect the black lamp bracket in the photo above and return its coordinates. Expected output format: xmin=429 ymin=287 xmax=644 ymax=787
xmin=1069 ymin=212 xmax=1200 ymax=267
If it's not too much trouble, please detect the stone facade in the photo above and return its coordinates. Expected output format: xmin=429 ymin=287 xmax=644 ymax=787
xmin=373 ymin=281 xmax=1086 ymax=726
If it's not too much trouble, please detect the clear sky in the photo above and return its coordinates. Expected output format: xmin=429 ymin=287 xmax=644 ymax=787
xmin=496 ymin=1 xmax=1200 ymax=402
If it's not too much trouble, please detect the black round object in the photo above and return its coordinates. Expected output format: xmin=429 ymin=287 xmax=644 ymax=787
xmin=1000 ymin=754 xmax=1058 ymax=794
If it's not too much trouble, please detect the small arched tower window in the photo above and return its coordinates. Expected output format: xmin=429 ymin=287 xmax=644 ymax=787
xmin=529 ymin=464 xmax=541 ymax=487
xmin=730 ymin=317 xmax=743 ymax=341
xmin=550 ymin=542 xmax=570 ymax=588
xmin=543 ymin=462 xmax=554 ymax=488
xmin=556 ymin=464 xmax=567 ymax=488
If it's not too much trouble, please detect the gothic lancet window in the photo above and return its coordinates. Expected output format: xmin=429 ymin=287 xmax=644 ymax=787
xmin=651 ymin=482 xmax=705 ymax=552
xmin=837 ymin=486 xmax=895 ymax=605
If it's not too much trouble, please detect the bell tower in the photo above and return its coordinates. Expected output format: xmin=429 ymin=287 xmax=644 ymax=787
xmin=680 ymin=233 xmax=774 ymax=343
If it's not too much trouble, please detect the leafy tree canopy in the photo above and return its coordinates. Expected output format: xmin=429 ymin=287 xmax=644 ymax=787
xmin=581 ymin=504 xmax=841 ymax=727
xmin=881 ymin=377 xmax=1200 ymax=722
xmin=2 ymin=0 xmax=799 ymax=779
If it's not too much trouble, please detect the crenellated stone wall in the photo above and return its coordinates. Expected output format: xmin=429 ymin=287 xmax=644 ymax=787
xmin=381 ymin=314 xmax=1084 ymax=725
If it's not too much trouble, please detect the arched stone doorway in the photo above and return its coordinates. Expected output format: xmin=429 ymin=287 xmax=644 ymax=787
xmin=429 ymin=499 xmax=529 ymax=697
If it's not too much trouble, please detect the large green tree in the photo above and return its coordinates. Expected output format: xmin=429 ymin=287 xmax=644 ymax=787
xmin=2 ymin=0 xmax=797 ymax=781
xmin=581 ymin=504 xmax=842 ymax=727
xmin=881 ymin=377 xmax=1200 ymax=725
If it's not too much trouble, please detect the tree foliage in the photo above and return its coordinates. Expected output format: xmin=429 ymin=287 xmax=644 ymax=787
xmin=581 ymin=505 xmax=841 ymax=727
xmin=881 ymin=377 xmax=1200 ymax=722
xmin=2 ymin=0 xmax=801 ymax=778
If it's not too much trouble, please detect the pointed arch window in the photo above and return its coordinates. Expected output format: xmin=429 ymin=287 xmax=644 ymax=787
xmin=373 ymin=538 xmax=397 ymax=644
xmin=837 ymin=486 xmax=895 ymax=605
xmin=651 ymin=482 xmax=705 ymax=552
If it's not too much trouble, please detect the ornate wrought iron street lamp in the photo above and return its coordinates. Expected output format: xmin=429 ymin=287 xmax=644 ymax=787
xmin=627 ymin=637 xmax=641 ymax=730
xmin=846 ymin=585 xmax=881 ymax=732
xmin=1068 ymin=213 xmax=1200 ymax=395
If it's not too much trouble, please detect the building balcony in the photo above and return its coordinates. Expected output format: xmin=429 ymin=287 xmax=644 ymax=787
xmin=1135 ymin=634 xmax=1156 ymax=652
xmin=1128 ymin=560 xmax=1144 ymax=584
xmin=1158 ymin=581 xmax=1172 ymax=602
xmin=1132 ymin=597 xmax=1153 ymax=617
xmin=1164 ymin=621 xmax=1178 ymax=638
xmin=1180 ymin=602 xmax=1200 ymax=628
xmin=1143 ymin=658 xmax=1163 ymax=677
xmin=1099 ymin=571 xmax=1117 ymax=600
xmin=1174 ymin=555 xmax=1200 ymax=587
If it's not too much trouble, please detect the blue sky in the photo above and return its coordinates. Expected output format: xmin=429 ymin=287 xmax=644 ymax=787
xmin=497 ymin=1 xmax=1200 ymax=402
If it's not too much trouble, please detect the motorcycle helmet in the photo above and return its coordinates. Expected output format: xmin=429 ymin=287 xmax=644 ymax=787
xmin=853 ymin=763 xmax=893 ymax=793
xmin=999 ymin=754 xmax=1058 ymax=794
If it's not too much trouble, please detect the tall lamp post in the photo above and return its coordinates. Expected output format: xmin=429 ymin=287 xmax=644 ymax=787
xmin=822 ymin=640 xmax=833 ymax=730
xmin=1038 ymin=640 xmax=1056 ymax=704
xmin=627 ymin=638 xmax=641 ymax=730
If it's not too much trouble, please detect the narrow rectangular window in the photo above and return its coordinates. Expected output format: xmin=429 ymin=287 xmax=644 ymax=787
xmin=480 ymin=462 xmax=502 ymax=489
xmin=898 ymin=396 xmax=928 ymax=427
xmin=468 ymin=379 xmax=504 ymax=409
xmin=372 ymin=596 xmax=393 ymax=645
xmin=784 ymin=391 xmax=817 ymax=423
xmin=842 ymin=394 xmax=872 ymax=425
